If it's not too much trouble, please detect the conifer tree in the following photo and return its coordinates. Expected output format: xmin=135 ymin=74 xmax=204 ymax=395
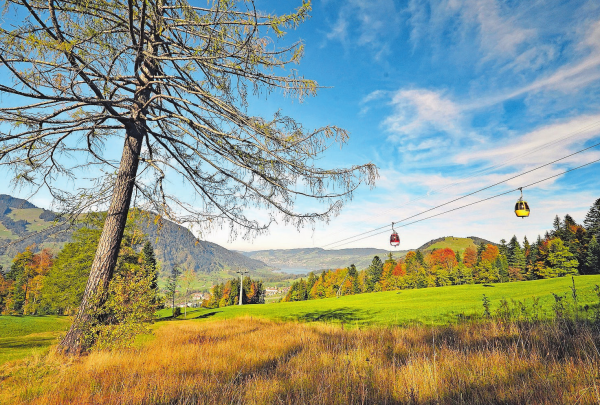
xmin=564 ymin=214 xmax=576 ymax=229
xmin=523 ymin=236 xmax=531 ymax=264
xmin=347 ymin=264 xmax=360 ymax=294
xmin=165 ymin=265 xmax=181 ymax=317
xmin=585 ymin=236 xmax=600 ymax=275
xmin=495 ymin=256 xmax=509 ymax=282
xmin=415 ymin=250 xmax=425 ymax=265
xmin=365 ymin=256 xmax=383 ymax=292
xmin=307 ymin=272 xmax=318 ymax=293
xmin=476 ymin=242 xmax=486 ymax=264
xmin=499 ymin=239 xmax=509 ymax=258
xmin=141 ymin=242 xmax=158 ymax=290
xmin=553 ymin=215 xmax=562 ymax=237
xmin=584 ymin=198 xmax=600 ymax=240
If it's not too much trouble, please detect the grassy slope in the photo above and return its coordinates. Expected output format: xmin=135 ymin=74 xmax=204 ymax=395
xmin=160 ymin=275 xmax=600 ymax=327
xmin=0 ymin=222 xmax=18 ymax=240
xmin=3 ymin=275 xmax=600 ymax=366
xmin=0 ymin=316 xmax=70 ymax=364
xmin=7 ymin=208 xmax=49 ymax=233
xmin=424 ymin=236 xmax=476 ymax=253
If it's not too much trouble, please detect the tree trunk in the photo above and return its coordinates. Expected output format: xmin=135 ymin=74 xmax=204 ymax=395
xmin=58 ymin=121 xmax=145 ymax=355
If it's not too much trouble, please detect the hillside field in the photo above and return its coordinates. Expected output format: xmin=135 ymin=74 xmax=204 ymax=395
xmin=3 ymin=276 xmax=599 ymax=367
xmin=423 ymin=236 xmax=476 ymax=253
xmin=159 ymin=275 xmax=600 ymax=326
xmin=0 ymin=316 xmax=70 ymax=365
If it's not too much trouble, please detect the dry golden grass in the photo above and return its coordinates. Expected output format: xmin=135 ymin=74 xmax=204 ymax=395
xmin=1 ymin=317 xmax=600 ymax=404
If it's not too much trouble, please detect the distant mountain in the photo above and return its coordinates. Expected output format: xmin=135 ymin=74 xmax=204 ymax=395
xmin=0 ymin=195 xmax=268 ymax=274
xmin=138 ymin=219 xmax=269 ymax=274
xmin=243 ymin=236 xmax=498 ymax=271
xmin=242 ymin=247 xmax=408 ymax=271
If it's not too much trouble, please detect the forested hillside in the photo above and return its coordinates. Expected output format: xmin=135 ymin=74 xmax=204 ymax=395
xmin=0 ymin=195 xmax=268 ymax=273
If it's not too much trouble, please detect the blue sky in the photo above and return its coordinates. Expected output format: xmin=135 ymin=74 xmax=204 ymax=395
xmin=5 ymin=0 xmax=600 ymax=251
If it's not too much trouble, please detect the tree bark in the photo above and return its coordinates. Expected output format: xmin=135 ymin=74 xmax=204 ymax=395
xmin=58 ymin=121 xmax=145 ymax=355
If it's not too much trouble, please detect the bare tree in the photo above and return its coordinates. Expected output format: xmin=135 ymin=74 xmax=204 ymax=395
xmin=0 ymin=0 xmax=377 ymax=354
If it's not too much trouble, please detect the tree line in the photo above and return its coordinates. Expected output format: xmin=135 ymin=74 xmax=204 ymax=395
xmin=0 ymin=213 xmax=160 ymax=317
xmin=202 ymin=277 xmax=265 ymax=308
xmin=283 ymin=198 xmax=600 ymax=302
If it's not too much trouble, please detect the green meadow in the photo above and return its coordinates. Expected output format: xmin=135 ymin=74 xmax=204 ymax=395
xmin=159 ymin=275 xmax=600 ymax=326
xmin=0 ymin=316 xmax=70 ymax=365
xmin=2 ymin=275 xmax=600 ymax=366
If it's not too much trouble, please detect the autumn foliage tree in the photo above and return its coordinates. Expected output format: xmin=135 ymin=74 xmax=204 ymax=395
xmin=0 ymin=0 xmax=376 ymax=354
xmin=2 ymin=246 xmax=54 ymax=315
xmin=463 ymin=246 xmax=477 ymax=268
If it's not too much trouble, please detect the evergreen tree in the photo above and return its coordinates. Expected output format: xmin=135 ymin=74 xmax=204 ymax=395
xmin=584 ymin=198 xmax=600 ymax=240
xmin=523 ymin=236 xmax=531 ymax=264
xmin=476 ymin=242 xmax=486 ymax=264
xmin=585 ymin=236 xmax=600 ymax=275
xmin=455 ymin=250 xmax=462 ymax=264
xmin=165 ymin=266 xmax=182 ymax=317
xmin=365 ymin=256 xmax=383 ymax=292
xmin=347 ymin=264 xmax=360 ymax=294
xmin=499 ymin=239 xmax=509 ymax=258
xmin=415 ymin=250 xmax=424 ymax=265
xmin=307 ymin=272 xmax=318 ymax=292
xmin=552 ymin=215 xmax=562 ymax=238
xmin=526 ymin=238 xmax=542 ymax=280
xmin=141 ymin=242 xmax=158 ymax=290
xmin=507 ymin=236 xmax=522 ymax=266
xmin=495 ymin=256 xmax=509 ymax=282
xmin=513 ymin=246 xmax=526 ymax=272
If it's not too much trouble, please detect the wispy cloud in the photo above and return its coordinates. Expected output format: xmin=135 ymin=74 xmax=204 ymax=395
xmin=323 ymin=0 xmax=401 ymax=56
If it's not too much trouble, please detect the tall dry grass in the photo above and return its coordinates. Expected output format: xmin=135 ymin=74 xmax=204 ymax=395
xmin=1 ymin=317 xmax=600 ymax=404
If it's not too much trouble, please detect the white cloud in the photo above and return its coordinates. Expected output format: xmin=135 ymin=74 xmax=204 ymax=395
xmin=384 ymin=89 xmax=463 ymax=137
xmin=456 ymin=115 xmax=600 ymax=167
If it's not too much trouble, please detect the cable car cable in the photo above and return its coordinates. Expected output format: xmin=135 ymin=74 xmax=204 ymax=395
xmin=319 ymin=119 xmax=600 ymax=244
xmin=320 ymin=137 xmax=600 ymax=248
xmin=325 ymin=155 xmax=600 ymax=249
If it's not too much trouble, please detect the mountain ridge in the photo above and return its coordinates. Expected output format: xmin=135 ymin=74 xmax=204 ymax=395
xmin=243 ymin=236 xmax=498 ymax=271
xmin=0 ymin=195 xmax=268 ymax=274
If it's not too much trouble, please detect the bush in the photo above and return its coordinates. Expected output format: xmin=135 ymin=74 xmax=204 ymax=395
xmin=82 ymin=268 xmax=162 ymax=350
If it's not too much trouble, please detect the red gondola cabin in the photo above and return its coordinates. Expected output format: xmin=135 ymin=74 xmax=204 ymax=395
xmin=390 ymin=232 xmax=400 ymax=247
